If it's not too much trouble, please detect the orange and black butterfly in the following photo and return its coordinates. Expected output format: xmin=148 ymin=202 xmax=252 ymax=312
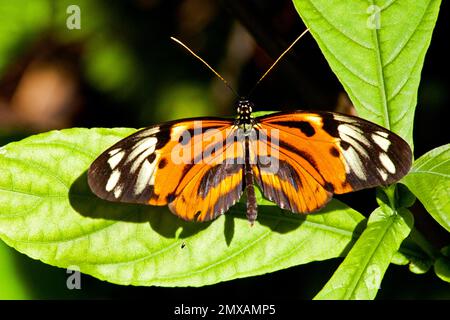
xmin=88 ymin=34 xmax=412 ymax=225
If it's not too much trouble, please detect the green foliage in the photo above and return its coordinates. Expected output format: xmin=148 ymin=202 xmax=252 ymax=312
xmin=434 ymin=257 xmax=450 ymax=283
xmin=0 ymin=0 xmax=447 ymax=299
xmin=402 ymin=144 xmax=450 ymax=231
xmin=292 ymin=0 xmax=442 ymax=148
xmin=0 ymin=1 xmax=51 ymax=73
xmin=0 ymin=241 xmax=31 ymax=299
xmin=0 ymin=128 xmax=366 ymax=286
xmin=435 ymin=246 xmax=450 ymax=283
xmin=291 ymin=0 xmax=447 ymax=299
xmin=315 ymin=207 xmax=413 ymax=299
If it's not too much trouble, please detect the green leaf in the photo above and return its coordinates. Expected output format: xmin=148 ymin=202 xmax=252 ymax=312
xmin=252 ymin=111 xmax=277 ymax=117
xmin=0 ymin=128 xmax=366 ymax=287
xmin=442 ymin=245 xmax=450 ymax=258
xmin=434 ymin=257 xmax=450 ymax=283
xmin=397 ymin=233 xmax=435 ymax=273
xmin=408 ymin=256 xmax=432 ymax=274
xmin=396 ymin=184 xmax=417 ymax=209
xmin=0 ymin=1 xmax=51 ymax=73
xmin=314 ymin=207 xmax=413 ymax=300
xmin=0 ymin=240 xmax=31 ymax=299
xmin=402 ymin=144 xmax=450 ymax=232
xmin=390 ymin=251 xmax=409 ymax=266
xmin=292 ymin=0 xmax=442 ymax=147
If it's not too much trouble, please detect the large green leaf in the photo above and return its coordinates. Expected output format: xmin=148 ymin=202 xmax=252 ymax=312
xmin=0 ymin=128 xmax=366 ymax=287
xmin=402 ymin=144 xmax=450 ymax=232
xmin=292 ymin=0 xmax=441 ymax=147
xmin=314 ymin=206 xmax=413 ymax=300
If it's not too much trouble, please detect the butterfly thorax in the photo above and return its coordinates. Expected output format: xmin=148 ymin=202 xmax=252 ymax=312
xmin=235 ymin=99 xmax=256 ymax=131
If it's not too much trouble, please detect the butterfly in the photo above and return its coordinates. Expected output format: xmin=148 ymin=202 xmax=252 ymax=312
xmin=88 ymin=99 xmax=412 ymax=224
xmin=87 ymin=34 xmax=412 ymax=225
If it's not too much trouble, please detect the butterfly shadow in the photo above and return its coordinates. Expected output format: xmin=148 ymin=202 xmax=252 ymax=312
xmin=68 ymin=171 xmax=212 ymax=239
xmin=224 ymin=203 xmax=307 ymax=244
xmin=228 ymin=199 xmax=367 ymax=258
xmin=69 ymin=171 xmax=325 ymax=247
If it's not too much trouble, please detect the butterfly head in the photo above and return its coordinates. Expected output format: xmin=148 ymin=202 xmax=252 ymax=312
xmin=236 ymin=99 xmax=255 ymax=125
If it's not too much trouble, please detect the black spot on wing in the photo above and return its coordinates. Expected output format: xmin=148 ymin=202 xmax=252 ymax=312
xmin=155 ymin=132 xmax=171 ymax=150
xmin=178 ymin=124 xmax=230 ymax=147
xmin=148 ymin=153 xmax=156 ymax=163
xmin=340 ymin=140 xmax=351 ymax=150
xmin=166 ymin=192 xmax=176 ymax=203
xmin=323 ymin=182 xmax=334 ymax=192
xmin=330 ymin=146 xmax=340 ymax=157
xmin=297 ymin=121 xmax=315 ymax=137
xmin=178 ymin=134 xmax=190 ymax=146
xmin=158 ymin=158 xmax=168 ymax=169
xmin=321 ymin=113 xmax=340 ymax=138
xmin=272 ymin=120 xmax=315 ymax=137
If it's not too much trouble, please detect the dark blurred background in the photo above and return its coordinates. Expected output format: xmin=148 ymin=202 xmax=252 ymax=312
xmin=0 ymin=0 xmax=448 ymax=299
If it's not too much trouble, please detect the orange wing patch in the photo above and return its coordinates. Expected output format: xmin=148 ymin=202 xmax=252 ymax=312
xmin=252 ymin=157 xmax=332 ymax=213
xmin=162 ymin=128 xmax=245 ymax=221
xmin=169 ymin=160 xmax=243 ymax=221
xmin=256 ymin=115 xmax=352 ymax=195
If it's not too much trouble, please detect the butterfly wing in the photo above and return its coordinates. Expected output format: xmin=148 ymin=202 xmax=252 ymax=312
xmin=88 ymin=117 xmax=244 ymax=221
xmin=252 ymin=111 xmax=412 ymax=213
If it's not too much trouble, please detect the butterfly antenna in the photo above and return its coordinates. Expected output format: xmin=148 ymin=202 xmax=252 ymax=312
xmin=246 ymin=28 xmax=310 ymax=98
xmin=170 ymin=37 xmax=240 ymax=98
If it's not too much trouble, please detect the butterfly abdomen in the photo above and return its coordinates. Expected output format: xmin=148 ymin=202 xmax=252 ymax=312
xmin=244 ymin=136 xmax=257 ymax=225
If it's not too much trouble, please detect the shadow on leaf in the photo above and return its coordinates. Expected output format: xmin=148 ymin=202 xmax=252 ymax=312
xmin=68 ymin=171 xmax=356 ymax=248
xmin=68 ymin=171 xmax=212 ymax=239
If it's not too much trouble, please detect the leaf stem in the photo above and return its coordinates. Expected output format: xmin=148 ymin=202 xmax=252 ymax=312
xmin=384 ymin=184 xmax=397 ymax=209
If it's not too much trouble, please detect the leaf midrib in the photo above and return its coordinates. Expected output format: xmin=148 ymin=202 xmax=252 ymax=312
xmin=406 ymin=171 xmax=449 ymax=179
xmin=344 ymin=213 xmax=396 ymax=299
xmin=370 ymin=0 xmax=390 ymax=130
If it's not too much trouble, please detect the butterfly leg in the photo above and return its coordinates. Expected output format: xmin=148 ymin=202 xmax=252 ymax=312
xmin=244 ymin=136 xmax=257 ymax=225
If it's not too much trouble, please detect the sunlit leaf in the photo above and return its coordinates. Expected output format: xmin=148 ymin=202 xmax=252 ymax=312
xmin=314 ymin=206 xmax=413 ymax=300
xmin=0 ymin=128 xmax=366 ymax=287
xmin=402 ymin=144 xmax=450 ymax=232
xmin=292 ymin=0 xmax=442 ymax=147
xmin=434 ymin=257 xmax=450 ymax=283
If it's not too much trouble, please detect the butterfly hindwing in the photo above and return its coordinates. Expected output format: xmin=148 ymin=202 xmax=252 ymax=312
xmin=251 ymin=155 xmax=333 ymax=213
xmin=169 ymin=160 xmax=244 ymax=221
